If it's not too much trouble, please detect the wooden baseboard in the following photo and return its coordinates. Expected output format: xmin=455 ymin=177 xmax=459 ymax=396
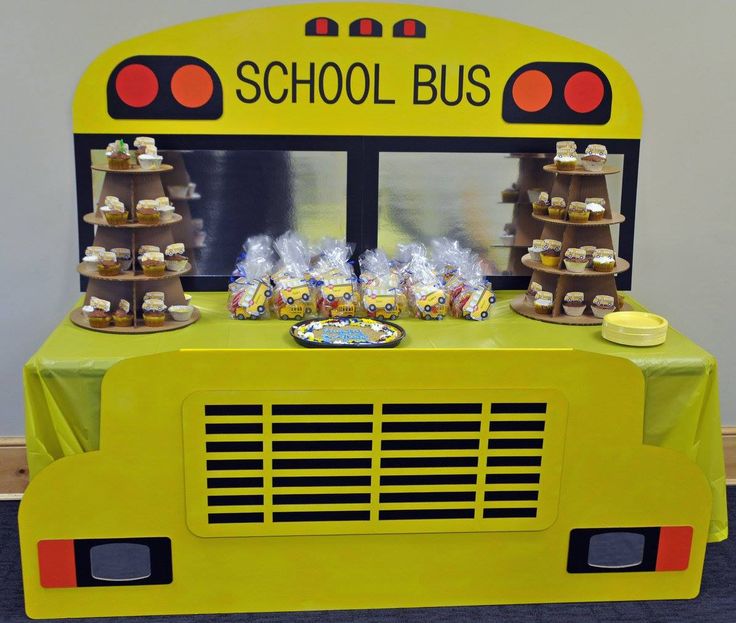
xmin=0 ymin=437 xmax=29 ymax=495
xmin=0 ymin=431 xmax=734 ymax=495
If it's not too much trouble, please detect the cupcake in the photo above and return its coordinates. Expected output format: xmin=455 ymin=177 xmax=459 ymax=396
xmin=142 ymin=298 xmax=167 ymax=327
xmin=527 ymin=239 xmax=544 ymax=262
xmin=141 ymin=251 xmax=166 ymax=277
xmin=97 ymin=251 xmax=121 ymax=276
xmin=581 ymin=144 xmax=607 ymax=172
xmin=83 ymin=246 xmax=105 ymax=264
xmin=138 ymin=144 xmax=163 ymax=170
xmin=554 ymin=145 xmax=577 ymax=171
xmin=540 ymin=239 xmax=562 ymax=267
xmin=112 ymin=299 xmax=133 ymax=327
xmin=563 ymin=292 xmax=586 ymax=316
xmin=88 ymin=297 xmax=111 ymax=328
xmin=106 ymin=139 xmax=130 ymax=170
xmin=525 ymin=281 xmax=542 ymax=305
xmin=155 ymin=197 xmax=175 ymax=221
xmin=532 ymin=191 xmax=549 ymax=216
xmin=100 ymin=198 xmax=128 ymax=226
xmin=501 ymin=183 xmax=519 ymax=203
xmin=133 ymin=136 xmax=155 ymax=157
xmin=164 ymin=243 xmax=188 ymax=272
xmin=136 ymin=200 xmax=160 ymax=224
xmin=585 ymin=198 xmax=606 ymax=221
xmin=534 ymin=291 xmax=554 ymax=315
xmin=108 ymin=248 xmax=130 ymax=272
xmin=591 ymin=294 xmax=616 ymax=318
xmin=563 ymin=248 xmax=588 ymax=273
xmin=592 ymin=249 xmax=616 ymax=273
xmin=138 ymin=245 xmax=160 ymax=268
xmin=581 ymin=245 xmax=597 ymax=269
xmin=548 ymin=197 xmax=567 ymax=220
xmin=568 ymin=201 xmax=590 ymax=223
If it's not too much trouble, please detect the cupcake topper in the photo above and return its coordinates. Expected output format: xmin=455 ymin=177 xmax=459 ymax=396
xmin=593 ymin=248 xmax=615 ymax=259
xmin=165 ymin=243 xmax=186 ymax=256
xmin=138 ymin=245 xmax=160 ymax=255
xmin=593 ymin=295 xmax=615 ymax=307
xmin=142 ymin=299 xmax=167 ymax=313
xmin=90 ymin=296 xmax=111 ymax=312
xmin=118 ymin=299 xmax=130 ymax=313
xmin=568 ymin=201 xmax=587 ymax=212
xmin=144 ymin=291 xmax=165 ymax=301
xmin=564 ymin=248 xmax=586 ymax=260
xmin=543 ymin=239 xmax=562 ymax=252
xmin=551 ymin=197 xmax=566 ymax=207
xmin=564 ymin=292 xmax=585 ymax=303
xmin=535 ymin=291 xmax=553 ymax=302
xmin=155 ymin=197 xmax=170 ymax=207
xmin=142 ymin=251 xmax=165 ymax=262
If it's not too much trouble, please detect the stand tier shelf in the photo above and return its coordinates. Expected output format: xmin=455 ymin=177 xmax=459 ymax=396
xmin=512 ymin=158 xmax=629 ymax=326
xmin=74 ymin=160 xmax=198 ymax=334
xmin=70 ymin=306 xmax=199 ymax=333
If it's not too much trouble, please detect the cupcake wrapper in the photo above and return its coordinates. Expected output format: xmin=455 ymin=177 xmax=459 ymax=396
xmin=563 ymin=304 xmax=586 ymax=317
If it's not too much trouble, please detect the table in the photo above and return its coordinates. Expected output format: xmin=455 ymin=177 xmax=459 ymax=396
xmin=23 ymin=292 xmax=728 ymax=542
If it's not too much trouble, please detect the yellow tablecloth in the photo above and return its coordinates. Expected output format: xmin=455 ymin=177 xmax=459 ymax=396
xmin=24 ymin=292 xmax=727 ymax=542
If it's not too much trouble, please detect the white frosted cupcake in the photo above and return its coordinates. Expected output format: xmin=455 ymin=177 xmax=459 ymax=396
xmin=527 ymin=239 xmax=544 ymax=262
xmin=138 ymin=144 xmax=162 ymax=170
xmin=585 ymin=197 xmax=606 ymax=221
xmin=562 ymin=292 xmax=586 ymax=316
xmin=534 ymin=291 xmax=554 ymax=315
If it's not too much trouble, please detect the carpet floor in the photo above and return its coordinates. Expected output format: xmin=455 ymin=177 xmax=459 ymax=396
xmin=1 ymin=489 xmax=732 ymax=622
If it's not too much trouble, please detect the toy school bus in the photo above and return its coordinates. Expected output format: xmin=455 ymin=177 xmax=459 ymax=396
xmin=19 ymin=348 xmax=710 ymax=618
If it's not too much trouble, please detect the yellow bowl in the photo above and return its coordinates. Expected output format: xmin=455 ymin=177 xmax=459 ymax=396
xmin=602 ymin=311 xmax=668 ymax=347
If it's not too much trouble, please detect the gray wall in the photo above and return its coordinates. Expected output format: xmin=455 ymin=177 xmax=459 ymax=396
xmin=1 ymin=0 xmax=734 ymax=435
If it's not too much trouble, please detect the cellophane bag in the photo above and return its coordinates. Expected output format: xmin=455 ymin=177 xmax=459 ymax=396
xmin=450 ymin=252 xmax=495 ymax=320
xmin=271 ymin=231 xmax=317 ymax=320
xmin=313 ymin=239 xmax=361 ymax=318
xmin=359 ymin=249 xmax=404 ymax=321
xmin=228 ymin=235 xmax=274 ymax=320
xmin=401 ymin=244 xmax=449 ymax=320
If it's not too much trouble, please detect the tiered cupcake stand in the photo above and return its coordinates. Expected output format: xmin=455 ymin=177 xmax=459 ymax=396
xmin=70 ymin=163 xmax=200 ymax=333
xmin=510 ymin=163 xmax=630 ymax=325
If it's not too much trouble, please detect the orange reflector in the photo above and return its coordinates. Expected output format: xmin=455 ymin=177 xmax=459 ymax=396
xmin=656 ymin=526 xmax=693 ymax=571
xmin=38 ymin=540 xmax=77 ymax=588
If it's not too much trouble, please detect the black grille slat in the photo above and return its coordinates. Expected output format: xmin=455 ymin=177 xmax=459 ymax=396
xmin=379 ymin=509 xmax=474 ymax=520
xmin=208 ymin=495 xmax=264 ymax=506
xmin=484 ymin=490 xmax=539 ymax=501
xmin=273 ymin=440 xmax=371 ymax=452
xmin=382 ymin=421 xmax=481 ymax=432
xmin=381 ymin=439 xmax=479 ymax=451
xmin=484 ymin=508 xmax=538 ymax=518
xmin=206 ymin=441 xmax=263 ymax=453
xmin=488 ymin=439 xmax=543 ymax=450
xmin=208 ymin=512 xmax=264 ymax=523
xmin=205 ymin=423 xmax=263 ymax=434
xmin=382 ymin=403 xmax=482 ymax=415
xmin=272 ymin=404 xmax=373 ymax=416
xmin=273 ymin=476 xmax=371 ymax=487
xmin=380 ymin=474 xmax=478 ymax=486
xmin=485 ymin=473 xmax=540 ymax=484
xmin=207 ymin=459 xmax=263 ymax=471
xmin=486 ymin=456 xmax=542 ymax=467
xmin=273 ymin=493 xmax=370 ymax=505
xmin=380 ymin=491 xmax=476 ymax=503
xmin=381 ymin=457 xmax=478 ymax=468
xmin=273 ymin=422 xmax=372 ymax=434
xmin=490 ymin=403 xmax=547 ymax=414
xmin=273 ymin=458 xmax=371 ymax=470
xmin=205 ymin=404 xmax=262 ymax=416
xmin=274 ymin=511 xmax=370 ymax=522
xmin=207 ymin=477 xmax=263 ymax=488
xmin=489 ymin=420 xmax=546 ymax=432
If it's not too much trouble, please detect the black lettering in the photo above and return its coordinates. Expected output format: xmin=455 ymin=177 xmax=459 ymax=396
xmin=413 ymin=64 xmax=437 ymax=105
xmin=467 ymin=64 xmax=491 ymax=106
xmin=440 ymin=64 xmax=464 ymax=106
xmin=373 ymin=64 xmax=395 ymax=104
xmin=346 ymin=63 xmax=370 ymax=105
xmin=291 ymin=62 xmax=315 ymax=104
xmin=235 ymin=60 xmax=261 ymax=104
xmin=263 ymin=61 xmax=288 ymax=104
xmin=318 ymin=62 xmax=343 ymax=104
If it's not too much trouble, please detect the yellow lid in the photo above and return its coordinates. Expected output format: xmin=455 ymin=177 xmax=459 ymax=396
xmin=602 ymin=312 xmax=668 ymax=347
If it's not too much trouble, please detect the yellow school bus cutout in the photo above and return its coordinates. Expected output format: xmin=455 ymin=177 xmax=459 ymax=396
xmin=414 ymin=287 xmax=449 ymax=320
xmin=363 ymin=290 xmax=401 ymax=320
xmin=320 ymin=282 xmax=358 ymax=317
xmin=230 ymin=280 xmax=273 ymax=320
xmin=19 ymin=349 xmax=710 ymax=618
xmin=461 ymin=285 xmax=495 ymax=320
